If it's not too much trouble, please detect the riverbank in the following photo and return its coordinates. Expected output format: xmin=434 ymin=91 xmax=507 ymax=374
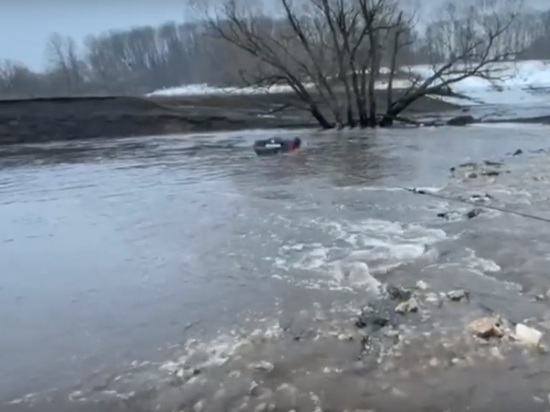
xmin=0 ymin=91 xmax=458 ymax=145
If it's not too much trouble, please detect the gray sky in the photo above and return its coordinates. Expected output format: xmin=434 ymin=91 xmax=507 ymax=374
xmin=0 ymin=0 xmax=185 ymax=71
xmin=1 ymin=0 xmax=547 ymax=71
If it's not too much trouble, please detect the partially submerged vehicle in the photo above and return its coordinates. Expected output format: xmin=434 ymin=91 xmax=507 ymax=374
xmin=253 ymin=137 xmax=301 ymax=156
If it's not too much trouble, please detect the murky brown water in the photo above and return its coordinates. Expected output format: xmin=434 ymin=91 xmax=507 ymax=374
xmin=3 ymin=125 xmax=550 ymax=411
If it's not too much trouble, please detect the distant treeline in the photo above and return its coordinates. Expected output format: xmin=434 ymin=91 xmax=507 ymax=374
xmin=1 ymin=8 xmax=549 ymax=98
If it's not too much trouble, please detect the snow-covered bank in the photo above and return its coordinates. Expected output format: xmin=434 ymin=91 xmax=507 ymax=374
xmin=416 ymin=60 xmax=550 ymax=106
xmin=146 ymin=79 xmax=412 ymax=97
xmin=148 ymin=60 xmax=550 ymax=108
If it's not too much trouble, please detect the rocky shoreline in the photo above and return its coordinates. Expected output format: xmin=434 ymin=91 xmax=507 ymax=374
xmin=7 ymin=146 xmax=550 ymax=411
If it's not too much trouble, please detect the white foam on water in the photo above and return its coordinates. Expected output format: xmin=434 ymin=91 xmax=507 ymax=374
xmin=330 ymin=261 xmax=385 ymax=296
xmin=432 ymin=248 xmax=521 ymax=291
xmin=274 ymin=218 xmax=447 ymax=290
xmin=413 ymin=187 xmax=444 ymax=193
xmin=337 ymin=186 xmax=405 ymax=192
xmin=293 ymin=245 xmax=329 ymax=271
xmin=482 ymin=187 xmax=533 ymax=206
xmin=273 ymin=275 xmax=356 ymax=292
xmin=461 ymin=248 xmax=501 ymax=273
xmin=159 ymin=321 xmax=284 ymax=375
xmin=6 ymin=393 xmax=36 ymax=406
xmin=336 ymin=186 xmax=444 ymax=194
xmin=328 ymin=219 xmax=447 ymax=251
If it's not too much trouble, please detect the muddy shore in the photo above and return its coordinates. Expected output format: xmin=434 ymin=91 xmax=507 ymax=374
xmin=0 ymin=91 xmax=459 ymax=145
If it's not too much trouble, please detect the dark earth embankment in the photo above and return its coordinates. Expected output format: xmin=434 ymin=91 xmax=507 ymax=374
xmin=0 ymin=91 xmax=460 ymax=144
xmin=0 ymin=96 xmax=289 ymax=145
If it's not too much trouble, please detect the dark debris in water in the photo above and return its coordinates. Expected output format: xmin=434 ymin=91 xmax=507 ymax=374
xmin=436 ymin=207 xmax=483 ymax=221
xmin=484 ymin=160 xmax=503 ymax=167
xmin=466 ymin=208 xmax=483 ymax=219
xmin=356 ymin=285 xmax=421 ymax=332
xmin=505 ymin=148 xmax=550 ymax=156
xmin=512 ymin=148 xmax=523 ymax=156
xmin=355 ymin=303 xmax=392 ymax=331
xmin=471 ymin=193 xmax=494 ymax=200
xmin=386 ymin=284 xmax=413 ymax=302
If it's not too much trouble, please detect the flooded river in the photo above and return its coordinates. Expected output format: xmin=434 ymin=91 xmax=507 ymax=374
xmin=3 ymin=125 xmax=550 ymax=411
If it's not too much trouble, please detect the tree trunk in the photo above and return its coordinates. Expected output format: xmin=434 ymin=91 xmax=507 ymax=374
xmin=351 ymin=71 xmax=367 ymax=127
xmin=379 ymin=93 xmax=420 ymax=127
xmin=367 ymin=69 xmax=377 ymax=127
xmin=353 ymin=68 xmax=368 ymax=128
xmin=367 ymin=31 xmax=380 ymax=128
xmin=339 ymin=66 xmax=355 ymax=127
xmin=379 ymin=115 xmax=393 ymax=127
xmin=346 ymin=106 xmax=356 ymax=128
xmin=310 ymin=105 xmax=333 ymax=129
xmin=358 ymin=104 xmax=368 ymax=127
xmin=387 ymin=14 xmax=403 ymax=112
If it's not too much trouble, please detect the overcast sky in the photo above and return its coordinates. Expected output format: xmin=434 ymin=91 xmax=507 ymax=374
xmin=1 ymin=0 xmax=546 ymax=71
xmin=0 ymin=0 xmax=186 ymax=71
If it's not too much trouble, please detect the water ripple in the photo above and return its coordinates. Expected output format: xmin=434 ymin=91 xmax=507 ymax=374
xmin=2 ymin=126 xmax=550 ymax=402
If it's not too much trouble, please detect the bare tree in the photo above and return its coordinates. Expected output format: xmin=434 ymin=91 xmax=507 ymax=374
xmin=522 ymin=9 xmax=550 ymax=59
xmin=385 ymin=11 xmax=415 ymax=113
xmin=0 ymin=60 xmax=48 ymax=98
xmin=201 ymin=0 xmax=526 ymax=128
xmin=380 ymin=0 xmax=524 ymax=126
xmin=45 ymin=33 xmax=86 ymax=93
xmin=204 ymin=0 xmax=418 ymax=128
xmin=204 ymin=0 xmax=341 ymax=128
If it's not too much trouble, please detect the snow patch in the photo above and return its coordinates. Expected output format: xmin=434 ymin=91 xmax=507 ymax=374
xmin=147 ymin=60 xmax=550 ymax=107
xmin=146 ymin=79 xmax=412 ymax=97
xmin=413 ymin=60 xmax=550 ymax=106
